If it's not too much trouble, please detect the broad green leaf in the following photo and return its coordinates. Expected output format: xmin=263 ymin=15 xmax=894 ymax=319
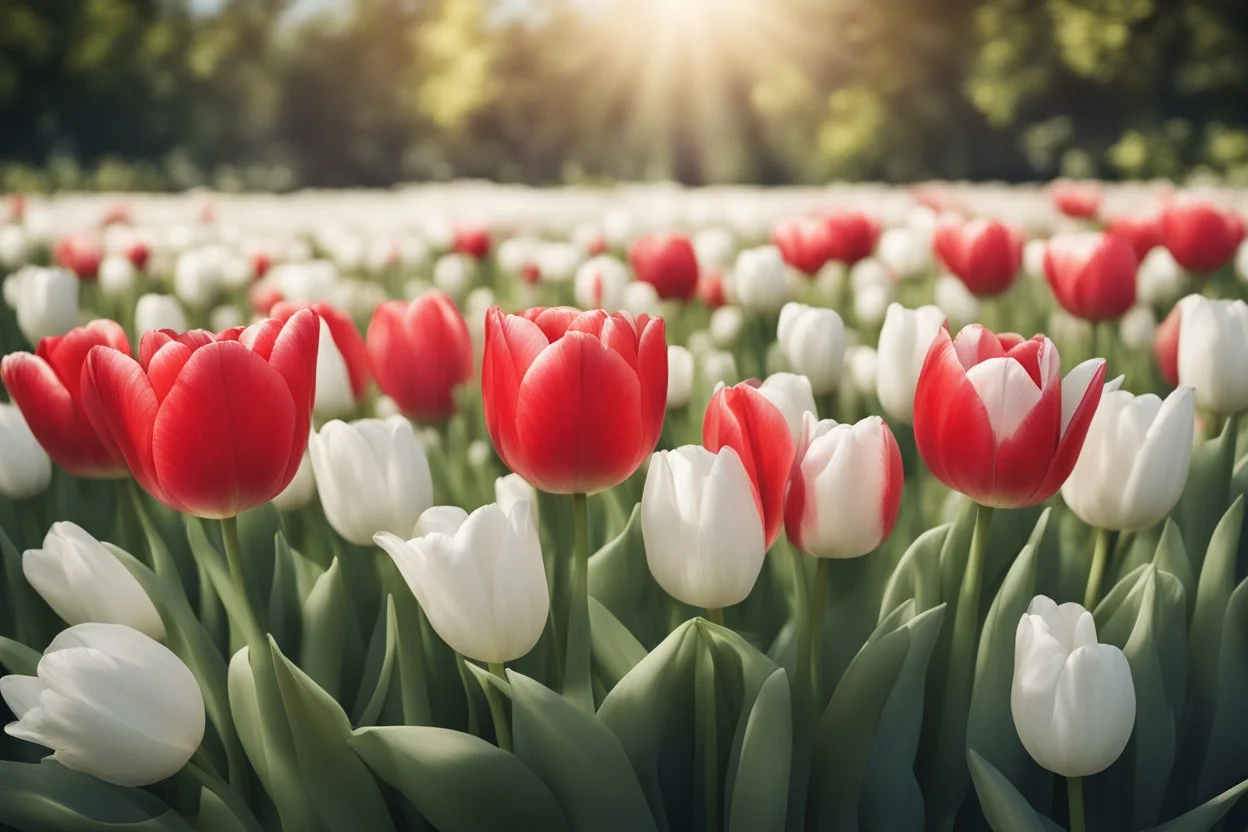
xmin=589 ymin=596 xmax=647 ymax=689
xmin=879 ymin=523 xmax=950 ymax=622
xmin=354 ymin=595 xmax=398 ymax=728
xmin=726 ymin=669 xmax=791 ymax=832
xmin=967 ymin=751 xmax=1063 ymax=832
xmin=1198 ymin=577 xmax=1248 ymax=802
xmin=299 ymin=558 xmax=363 ymax=702
xmin=0 ymin=635 xmax=39 ymax=675
xmin=391 ymin=583 xmax=433 ymax=726
xmin=267 ymin=532 xmax=303 ymax=656
xmin=197 ymin=786 xmax=250 ymax=832
xmin=1144 ymin=777 xmax=1248 ymax=832
xmin=1151 ymin=521 xmax=1194 ymax=616
xmin=0 ymin=759 xmax=193 ymax=831
xmin=1177 ymin=417 xmax=1237 ymax=575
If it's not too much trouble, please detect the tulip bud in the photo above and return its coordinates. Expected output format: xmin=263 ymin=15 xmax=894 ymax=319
xmin=1120 ymin=305 xmax=1157 ymax=351
xmin=694 ymin=227 xmax=736 ymax=273
xmin=0 ymin=225 xmax=29 ymax=269
xmin=932 ymin=218 xmax=1023 ymax=297
xmin=709 ymin=306 xmax=746 ymax=348
xmin=624 ymin=275 xmax=662 ymax=316
xmin=852 ymin=261 xmax=894 ymax=327
xmin=3 ymin=266 xmax=79 ymax=345
xmin=0 ymin=404 xmax=51 ymax=500
xmin=642 ymin=445 xmax=766 ymax=609
xmin=845 ymin=345 xmax=879 ymax=398
xmin=574 ymin=255 xmax=630 ymax=310
xmin=97 ymin=255 xmax=137 ymax=298
xmin=1023 ymin=239 xmax=1048 ymax=280
xmin=1 ymin=623 xmax=205 ymax=786
xmin=134 ymin=293 xmax=187 ymax=335
xmin=368 ymin=293 xmax=473 ymax=423
xmin=309 ymin=416 xmax=434 ymax=546
xmin=701 ymin=350 xmax=738 ymax=388
xmin=933 ymin=274 xmax=980 ymax=327
xmin=1050 ymin=179 xmax=1102 ymax=219
xmin=758 ymin=372 xmax=818 ymax=439
xmin=877 ymin=227 xmax=929 ymax=278
xmin=1137 ymin=248 xmax=1183 ymax=307
xmin=271 ymin=450 xmax=316 ymax=513
xmin=629 ymin=233 xmax=700 ymax=301
xmin=776 ymin=302 xmax=846 ymax=395
xmin=375 ymin=501 xmax=548 ymax=664
xmin=786 ymin=414 xmax=903 ymax=558
xmin=23 ymin=523 xmax=165 ymax=640
xmin=1062 ymin=386 xmax=1194 ymax=531
xmin=1044 ymin=232 xmax=1138 ymax=321
xmin=209 ymin=305 xmax=246 ymax=332
xmin=433 ymin=253 xmax=475 ymax=300
xmin=667 ymin=345 xmax=694 ymax=409
xmin=877 ymin=303 xmax=946 ymax=424
xmin=1012 ymin=596 xmax=1135 ymax=777
xmin=733 ymin=246 xmax=791 ymax=314
xmin=1176 ymin=295 xmax=1248 ymax=415
xmin=1160 ymin=197 xmax=1245 ymax=274
xmin=173 ymin=248 xmax=224 ymax=309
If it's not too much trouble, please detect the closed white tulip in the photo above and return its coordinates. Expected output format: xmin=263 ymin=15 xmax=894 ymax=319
xmin=271 ymin=450 xmax=316 ymax=513
xmin=694 ymin=227 xmax=736 ymax=272
xmin=494 ymin=473 xmax=537 ymax=518
xmin=1119 ymin=305 xmax=1156 ymax=351
xmin=208 ymin=304 xmax=246 ymax=332
xmin=1062 ymin=385 xmax=1194 ymax=531
xmin=733 ymin=246 xmax=790 ymax=314
xmin=758 ymin=373 xmax=818 ymax=439
xmin=413 ymin=505 xmax=469 ymax=537
xmin=701 ymin=350 xmax=738 ymax=388
xmin=623 ymin=280 xmax=661 ymax=317
xmin=3 ymin=266 xmax=78 ymax=344
xmin=876 ymin=303 xmax=946 ymax=424
xmin=134 ymin=293 xmax=187 ymax=335
xmin=933 ymin=274 xmax=979 ymax=327
xmin=309 ymin=416 xmax=434 ymax=546
xmin=312 ymin=316 xmax=357 ymax=419
xmin=642 ymin=445 xmax=766 ymax=609
xmin=0 ymin=404 xmax=51 ymax=500
xmin=1137 ymin=248 xmax=1183 ymax=306
xmin=433 ymin=252 xmax=474 ymax=299
xmin=1176 ymin=296 xmax=1248 ymax=415
xmin=173 ymin=248 xmax=224 ymax=308
xmin=375 ymin=501 xmax=548 ymax=664
xmin=776 ymin=302 xmax=846 ymax=395
xmin=845 ymin=345 xmax=879 ymax=398
xmin=667 ymin=345 xmax=694 ymax=409
xmin=877 ymin=227 xmax=929 ymax=278
xmin=1012 ymin=596 xmax=1135 ymax=777
xmin=710 ymin=305 xmax=746 ymax=348
xmin=23 ymin=523 xmax=165 ymax=640
xmin=0 ymin=225 xmax=29 ymax=269
xmin=574 ymin=255 xmax=630 ymax=310
xmin=97 ymin=255 xmax=137 ymax=298
xmin=1 ymin=623 xmax=205 ymax=786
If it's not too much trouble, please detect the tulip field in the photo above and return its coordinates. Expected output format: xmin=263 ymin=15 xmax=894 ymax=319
xmin=2 ymin=182 xmax=1248 ymax=832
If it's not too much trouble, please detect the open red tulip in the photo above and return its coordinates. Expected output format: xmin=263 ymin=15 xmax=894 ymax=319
xmin=629 ymin=234 xmax=700 ymax=300
xmin=1044 ymin=232 xmax=1137 ymax=322
xmin=367 ymin=293 xmax=473 ymax=423
xmin=933 ymin=218 xmax=1024 ymax=297
xmin=1160 ymin=197 xmax=1245 ymax=274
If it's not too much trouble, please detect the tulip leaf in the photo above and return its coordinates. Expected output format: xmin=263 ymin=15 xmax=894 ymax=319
xmin=197 ymin=787 xmax=250 ymax=832
xmin=0 ymin=521 xmax=56 ymax=650
xmin=350 ymin=726 xmax=569 ymax=832
xmin=1151 ymin=520 xmax=1194 ymax=617
xmin=299 ymin=558 xmax=363 ymax=703
xmin=391 ymin=583 xmax=433 ymax=726
xmin=354 ymin=595 xmax=398 ymax=728
xmin=725 ymin=668 xmax=791 ymax=832
xmin=879 ymin=523 xmax=951 ymax=623
xmin=1197 ymin=577 xmax=1248 ymax=802
xmin=0 ymin=759 xmax=193 ymax=831
xmin=126 ymin=485 xmax=189 ymax=596
xmin=0 ymin=635 xmax=39 ymax=675
xmin=1144 ymin=776 xmax=1248 ymax=832
xmin=1177 ymin=417 xmax=1237 ymax=576
xmin=267 ymin=531 xmax=303 ymax=656
xmin=967 ymin=750 xmax=1064 ymax=832
xmin=589 ymin=595 xmax=647 ymax=689
xmin=508 ymin=669 xmax=659 ymax=832
xmin=185 ymin=518 xmax=261 ymax=652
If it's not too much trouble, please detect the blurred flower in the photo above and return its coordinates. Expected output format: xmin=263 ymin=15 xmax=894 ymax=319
xmin=97 ymin=255 xmax=137 ymax=298
xmin=375 ymin=501 xmax=548 ymax=664
xmin=271 ymin=449 xmax=316 ymax=513
xmin=933 ymin=274 xmax=980 ymax=327
xmin=758 ymin=372 xmax=817 ymax=439
xmin=0 ymin=225 xmax=29 ymax=269
xmin=1050 ymin=179 xmax=1102 ymax=219
xmin=877 ymin=303 xmax=946 ymax=424
xmin=629 ymin=233 xmax=700 ymax=300
xmin=772 ymin=217 xmax=835 ymax=276
xmin=733 ymin=246 xmax=790 ymax=314
xmin=23 ymin=522 xmax=164 ymax=640
xmin=1 ymin=623 xmax=205 ymax=787
xmin=433 ymin=252 xmax=475 ymax=299
xmin=574 ymin=255 xmax=630 ymax=310
xmin=367 ymin=293 xmax=473 ymax=423
xmin=1120 ymin=305 xmax=1157 ymax=351
xmin=173 ymin=247 xmax=225 ymax=308
xmin=452 ymin=224 xmax=491 ymax=260
xmin=1160 ymin=197 xmax=1245 ymax=274
xmin=1137 ymin=248 xmax=1184 ymax=307
xmin=821 ymin=211 xmax=881 ymax=265
xmin=776 ymin=302 xmax=845 ymax=395
xmin=483 ymin=307 xmax=666 ymax=494
xmin=709 ymin=305 xmax=746 ymax=348
xmin=80 ymin=312 xmax=318 ymax=518
xmin=623 ymin=280 xmax=662 ymax=317
xmin=786 ymin=414 xmax=903 ymax=558
xmin=275 ymin=301 xmax=371 ymax=420
xmin=642 ymin=445 xmax=766 ymax=609
xmin=845 ymin=345 xmax=879 ymax=398
xmin=134 ymin=293 xmax=187 ymax=335
xmin=914 ymin=325 xmax=1105 ymax=508
xmin=3 ymin=266 xmax=79 ymax=345
xmin=54 ymin=234 xmax=103 ymax=281
xmin=125 ymin=240 xmax=151 ymax=271
xmin=1044 ymin=232 xmax=1137 ymax=322
xmin=693 ymin=227 xmax=736 ymax=273
xmin=851 ymin=258 xmax=894 ymax=326
xmin=697 ymin=270 xmax=728 ymax=308
xmin=667 ymin=345 xmax=694 ymax=409
xmin=208 ymin=305 xmax=245 ymax=332
xmin=1023 ymin=239 xmax=1048 ymax=281
xmin=1 ymin=320 xmax=131 ymax=477
xmin=876 ymin=227 xmax=930 ymax=279
xmin=0 ymin=404 xmax=52 ymax=500
xmin=1012 ymin=596 xmax=1135 ymax=777
xmin=933 ymin=218 xmax=1023 ymax=297
xmin=1105 ymin=212 xmax=1163 ymax=263
xmin=1176 ymin=295 xmax=1248 ymax=414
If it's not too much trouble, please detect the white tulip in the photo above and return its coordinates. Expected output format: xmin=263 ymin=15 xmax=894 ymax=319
xmin=134 ymin=293 xmax=187 ymax=335
xmin=271 ymin=450 xmax=316 ymax=513
xmin=309 ymin=416 xmax=434 ymax=546
xmin=733 ymin=246 xmax=790 ymax=314
xmin=710 ymin=305 xmax=746 ymax=348
xmin=536 ymin=242 xmax=581 ymax=283
xmin=758 ymin=373 xmax=818 ymax=439
xmin=173 ymin=248 xmax=223 ymax=308
xmin=777 ymin=302 xmax=846 ymax=395
xmin=375 ymin=501 xmax=548 ymax=664
xmin=3 ymin=266 xmax=78 ymax=344
xmin=0 ymin=404 xmax=51 ymax=500
xmin=494 ymin=473 xmax=537 ymax=517
xmin=0 ymin=225 xmax=29 ymax=269
xmin=413 ymin=505 xmax=470 ymax=537
xmin=694 ymin=227 xmax=736 ymax=272
xmin=667 ymin=345 xmax=694 ymax=409
xmin=933 ymin=274 xmax=980 ymax=327
xmin=1176 ymin=296 xmax=1248 ymax=414
xmin=1137 ymin=248 xmax=1183 ymax=306
xmin=1012 ymin=596 xmax=1135 ymax=777
xmin=1119 ymin=305 xmax=1156 ymax=351
xmin=23 ymin=523 xmax=164 ymax=640
xmin=98 ymin=256 xmax=136 ymax=299
xmin=1237 ymin=239 xmax=1248 ymax=286
xmin=701 ymin=350 xmax=738 ymax=388
xmin=623 ymin=280 xmax=661 ymax=317
xmin=209 ymin=304 xmax=246 ymax=332
xmin=1 ymin=623 xmax=205 ymax=786
xmin=574 ymin=255 xmax=630 ymax=310
xmin=312 ymin=317 xmax=356 ymax=420
xmin=1023 ymin=238 xmax=1049 ymax=279
xmin=433 ymin=252 xmax=474 ymax=299
xmin=845 ymin=345 xmax=879 ymax=397
xmin=877 ymin=227 xmax=929 ymax=279
xmin=642 ymin=445 xmax=766 ymax=609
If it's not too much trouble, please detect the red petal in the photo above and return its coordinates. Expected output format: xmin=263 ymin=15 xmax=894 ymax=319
xmin=43 ymin=320 xmax=131 ymax=399
xmin=368 ymin=296 xmax=473 ymax=423
xmin=146 ymin=341 xmax=197 ymax=404
xmin=316 ymin=304 xmax=372 ymax=399
xmin=635 ymin=317 xmax=668 ymax=457
xmin=879 ymin=422 xmax=904 ymax=540
xmin=81 ymin=347 xmax=163 ymax=498
xmin=239 ymin=318 xmax=284 ymax=361
xmin=1028 ymin=360 xmax=1106 ymax=503
xmin=264 ymin=309 xmax=319 ymax=484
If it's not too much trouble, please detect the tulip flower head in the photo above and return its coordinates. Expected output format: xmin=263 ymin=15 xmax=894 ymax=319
xmin=1043 ymin=232 xmax=1138 ymax=322
xmin=367 ymin=293 xmax=473 ymax=423
xmin=629 ymin=233 xmax=700 ymax=301
xmin=0 ymin=403 xmax=52 ymax=500
xmin=1050 ymin=179 xmax=1102 ymax=220
xmin=1175 ymin=295 xmax=1248 ymax=415
xmin=134 ymin=293 xmax=188 ymax=336
xmin=776 ymin=302 xmax=846 ymax=396
xmin=273 ymin=300 xmax=371 ymax=420
xmin=876 ymin=303 xmax=946 ymax=424
xmin=1104 ymin=212 xmax=1163 ymax=263
xmin=1160 ymin=197 xmax=1245 ymax=274
xmin=3 ymin=266 xmax=79 ymax=345
xmin=757 ymin=372 xmax=818 ymax=440
xmin=914 ymin=325 xmax=1105 ymax=508
xmin=933 ymin=218 xmax=1024 ymax=297
xmin=772 ymin=217 xmax=836 ymax=276
xmin=821 ymin=211 xmax=881 ymax=266
xmin=733 ymin=245 xmax=791 ymax=314
xmin=667 ymin=345 xmax=694 ymax=409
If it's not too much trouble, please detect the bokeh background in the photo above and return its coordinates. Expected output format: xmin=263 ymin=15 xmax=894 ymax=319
xmin=3 ymin=0 xmax=1248 ymax=190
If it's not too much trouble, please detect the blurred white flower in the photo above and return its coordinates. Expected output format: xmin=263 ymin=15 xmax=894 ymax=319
xmin=134 ymin=293 xmax=187 ymax=335
xmin=1120 ymin=305 xmax=1156 ymax=351
xmin=710 ymin=305 xmax=746 ymax=348
xmin=271 ymin=450 xmax=316 ymax=513
xmin=733 ymin=246 xmax=791 ymax=314
xmin=0 ymin=404 xmax=51 ymax=500
xmin=933 ymin=274 xmax=980 ymax=327
xmin=574 ymin=255 xmax=630 ymax=310
xmin=3 ymin=266 xmax=79 ymax=344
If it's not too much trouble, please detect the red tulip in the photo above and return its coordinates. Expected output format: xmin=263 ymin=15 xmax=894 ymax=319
xmin=54 ymin=235 xmax=104 ymax=281
xmin=1160 ymin=198 xmax=1245 ymax=274
xmin=99 ymin=204 xmax=132 ymax=227
xmin=79 ymin=311 xmax=319 ymax=518
xmin=483 ymin=306 xmax=666 ymax=494
xmin=6 ymin=194 xmax=25 ymax=223
xmin=273 ymin=300 xmax=372 ymax=415
xmin=703 ymin=382 xmax=795 ymax=548
xmin=125 ymin=241 xmax=151 ymax=271
xmin=1044 ymin=232 xmax=1137 ymax=322
xmin=367 ymin=293 xmax=473 ymax=423
xmin=452 ymin=225 xmax=491 ymax=260
xmin=0 ymin=321 xmax=132 ymax=478
xmin=1155 ymin=303 xmax=1182 ymax=386
xmin=252 ymin=251 xmax=272 ymax=279
xmin=697 ymin=271 xmax=727 ymax=308
xmin=821 ymin=211 xmax=881 ymax=265
xmin=1104 ymin=213 xmax=1163 ymax=262
xmin=914 ymin=325 xmax=1105 ymax=508
xmin=772 ymin=218 xmax=835 ymax=276
xmin=1050 ymin=180 xmax=1102 ymax=220
xmin=629 ymin=233 xmax=700 ymax=300
xmin=933 ymin=219 xmax=1024 ymax=297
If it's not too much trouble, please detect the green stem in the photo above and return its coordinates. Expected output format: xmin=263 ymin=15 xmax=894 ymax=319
xmin=817 ymin=391 xmax=838 ymax=423
xmin=1067 ymin=776 xmax=1086 ymax=832
xmin=1083 ymin=527 xmax=1118 ymax=611
xmin=695 ymin=641 xmax=720 ymax=832
xmin=186 ymin=753 xmax=262 ymax=832
xmin=706 ymin=607 xmax=725 ymax=626
xmin=563 ymin=492 xmax=593 ymax=711
xmin=484 ymin=662 xmax=512 ymax=752
xmin=218 ymin=516 xmax=264 ymax=648
xmin=808 ymin=558 xmax=831 ymax=705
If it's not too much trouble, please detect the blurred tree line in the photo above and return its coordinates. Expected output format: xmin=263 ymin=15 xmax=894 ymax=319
xmin=1 ymin=0 xmax=1247 ymax=190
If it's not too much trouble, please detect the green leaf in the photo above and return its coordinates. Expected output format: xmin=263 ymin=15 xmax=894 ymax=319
xmin=967 ymin=751 xmax=1063 ymax=832
xmin=879 ymin=523 xmax=951 ymax=622
xmin=0 ymin=635 xmax=39 ymax=675
xmin=197 ymin=786 xmax=250 ymax=832
xmin=589 ymin=596 xmax=647 ymax=690
xmin=267 ymin=531 xmax=303 ymax=655
xmin=354 ymin=595 xmax=399 ymax=728
xmin=299 ymin=558 xmax=364 ymax=702
xmin=1144 ymin=777 xmax=1248 ymax=832
xmin=0 ymin=759 xmax=193 ymax=831
xmin=1198 ymin=577 xmax=1248 ymax=802
xmin=1152 ymin=520 xmax=1194 ymax=617
xmin=391 ymin=584 xmax=433 ymax=726
xmin=1177 ymin=417 xmax=1237 ymax=575
xmin=351 ymin=726 xmax=568 ymax=832
xmin=185 ymin=518 xmax=259 ymax=652
xmin=726 ymin=668 xmax=791 ymax=832
xmin=509 ymin=670 xmax=658 ymax=832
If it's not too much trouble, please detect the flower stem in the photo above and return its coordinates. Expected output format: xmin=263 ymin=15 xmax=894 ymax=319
xmin=219 ymin=516 xmax=264 ymax=648
xmin=706 ymin=607 xmax=725 ymax=626
xmin=186 ymin=752 xmax=262 ymax=832
xmin=1067 ymin=776 xmax=1086 ymax=832
xmin=1083 ymin=526 xmax=1118 ymax=611
xmin=806 ymin=558 xmax=831 ymax=705
xmin=562 ymin=492 xmax=593 ymax=711
xmin=484 ymin=662 xmax=512 ymax=752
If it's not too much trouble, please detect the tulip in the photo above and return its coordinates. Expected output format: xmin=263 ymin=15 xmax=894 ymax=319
xmin=876 ymin=227 xmax=930 ymax=278
xmin=1050 ymin=179 xmax=1102 ymax=219
xmin=642 ymin=445 xmax=766 ymax=610
xmin=483 ymin=307 xmax=666 ymax=494
xmin=173 ymin=248 xmax=225 ymax=309
xmin=1175 ymin=295 xmax=1248 ymax=415
xmin=367 ymin=293 xmax=473 ymax=423
xmin=701 ymin=350 xmax=738 ymax=388
xmin=23 ymin=523 xmax=165 ymax=640
xmin=709 ymin=305 xmax=745 ymax=348
xmin=693 ymin=227 xmax=736 ymax=273
xmin=3 ymin=266 xmax=79 ymax=345
xmin=758 ymin=372 xmax=818 ymax=440
xmin=0 ymin=225 xmax=29 ymax=269
xmin=495 ymin=472 xmax=537 ymax=517
xmin=0 ymin=404 xmax=52 ymax=500
xmin=877 ymin=303 xmax=946 ymax=424
xmin=1044 ymin=232 xmax=1137 ymax=322
xmin=1012 ymin=596 xmax=1135 ymax=778
xmin=1120 ymin=305 xmax=1157 ymax=351
xmin=703 ymin=382 xmax=795 ymax=547
xmin=914 ymin=325 xmax=1105 ymax=508
xmin=1105 ymin=212 xmax=1163 ymax=263
xmin=54 ymin=234 xmax=103 ymax=280
xmin=413 ymin=505 xmax=469 ymax=537
xmin=209 ymin=305 xmax=245 ymax=332
xmin=97 ymin=255 xmax=137 ymax=298
xmin=772 ymin=217 xmax=835 ymax=276
xmin=821 ymin=211 xmax=880 ymax=265
xmin=271 ymin=450 xmax=316 ymax=513
xmin=786 ymin=414 xmax=903 ymax=558
xmin=452 ymin=225 xmax=491 ymax=260
xmin=1160 ymin=197 xmax=1245 ymax=274
xmin=667 ymin=345 xmax=694 ymax=409
xmin=845 ymin=345 xmax=879 ymax=398
xmin=1062 ymin=385 xmax=1194 ymax=531
xmin=308 ymin=416 xmax=434 ymax=546
xmin=134 ymin=293 xmax=187 ymax=335
xmin=933 ymin=218 xmax=1024 ymax=297
xmin=126 ymin=240 xmax=151 ymax=271
xmin=851 ymin=258 xmax=894 ymax=325
xmin=933 ymin=274 xmax=980 ymax=327
xmin=776 ymin=302 xmax=846 ymax=395
xmin=574 ymin=255 xmax=630 ymax=310
xmin=1023 ymin=239 xmax=1048 ymax=281
xmin=697 ymin=271 xmax=727 ymax=308
xmin=629 ymin=233 xmax=699 ymax=300
xmin=433 ymin=253 xmax=475 ymax=299
xmin=274 ymin=301 xmax=371 ymax=420
xmin=733 ymin=246 xmax=791 ymax=314
xmin=0 ymin=623 xmax=205 ymax=787
xmin=1 ymin=320 xmax=132 ymax=477
xmin=1137 ymin=248 xmax=1183 ymax=307
xmin=375 ymin=501 xmax=548 ymax=664
xmin=80 ymin=311 xmax=318 ymax=518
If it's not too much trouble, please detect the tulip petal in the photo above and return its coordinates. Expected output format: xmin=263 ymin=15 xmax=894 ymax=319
xmin=1029 ymin=358 xmax=1106 ymax=504
xmin=913 ymin=332 xmax=997 ymax=501
xmin=483 ymin=310 xmax=549 ymax=474
xmin=81 ymin=347 xmax=163 ymax=499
